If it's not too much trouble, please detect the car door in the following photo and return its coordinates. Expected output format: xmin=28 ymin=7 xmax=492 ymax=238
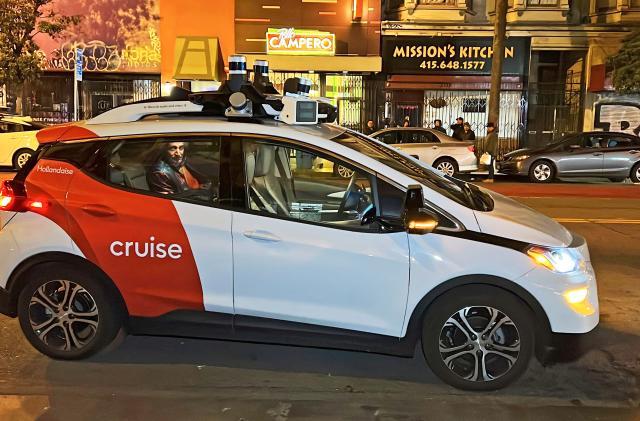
xmin=554 ymin=134 xmax=605 ymax=176
xmin=64 ymin=135 xmax=234 ymax=318
xmin=231 ymin=135 xmax=410 ymax=337
xmin=396 ymin=130 xmax=439 ymax=164
xmin=602 ymin=134 xmax=640 ymax=177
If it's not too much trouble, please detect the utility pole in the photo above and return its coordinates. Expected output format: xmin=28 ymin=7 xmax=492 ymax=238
xmin=488 ymin=0 xmax=508 ymax=127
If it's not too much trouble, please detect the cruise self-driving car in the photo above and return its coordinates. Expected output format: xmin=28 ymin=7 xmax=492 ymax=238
xmin=0 ymin=58 xmax=598 ymax=391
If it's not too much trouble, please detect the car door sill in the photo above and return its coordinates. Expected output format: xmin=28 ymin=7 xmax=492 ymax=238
xmin=128 ymin=311 xmax=416 ymax=357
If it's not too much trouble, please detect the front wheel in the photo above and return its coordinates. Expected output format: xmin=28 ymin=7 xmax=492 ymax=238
xmin=422 ymin=286 xmax=534 ymax=391
xmin=528 ymin=160 xmax=555 ymax=183
xmin=17 ymin=263 xmax=125 ymax=360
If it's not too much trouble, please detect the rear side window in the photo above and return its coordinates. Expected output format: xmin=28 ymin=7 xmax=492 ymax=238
xmin=103 ymin=137 xmax=221 ymax=206
xmin=43 ymin=141 xmax=103 ymax=169
xmin=376 ymin=131 xmax=398 ymax=145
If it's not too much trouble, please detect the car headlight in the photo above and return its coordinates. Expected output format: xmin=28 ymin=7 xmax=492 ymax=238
xmin=526 ymin=246 xmax=582 ymax=273
xmin=513 ymin=155 xmax=529 ymax=161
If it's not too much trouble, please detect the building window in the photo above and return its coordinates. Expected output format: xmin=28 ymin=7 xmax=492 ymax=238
xmin=463 ymin=98 xmax=487 ymax=113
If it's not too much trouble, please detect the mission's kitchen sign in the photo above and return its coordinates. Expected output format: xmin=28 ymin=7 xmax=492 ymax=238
xmin=382 ymin=36 xmax=530 ymax=76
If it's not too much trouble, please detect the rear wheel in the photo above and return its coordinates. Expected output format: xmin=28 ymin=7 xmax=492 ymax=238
xmin=12 ymin=149 xmax=34 ymax=170
xmin=334 ymin=164 xmax=355 ymax=179
xmin=631 ymin=163 xmax=640 ymax=183
xmin=17 ymin=263 xmax=125 ymax=360
xmin=528 ymin=160 xmax=555 ymax=183
xmin=422 ymin=286 xmax=534 ymax=391
xmin=433 ymin=158 xmax=458 ymax=177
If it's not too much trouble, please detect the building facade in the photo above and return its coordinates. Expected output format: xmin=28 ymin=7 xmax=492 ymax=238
xmin=381 ymin=0 xmax=640 ymax=152
xmin=235 ymin=0 xmax=383 ymax=132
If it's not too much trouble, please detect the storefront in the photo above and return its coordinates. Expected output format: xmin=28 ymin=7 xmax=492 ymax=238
xmin=235 ymin=0 xmax=383 ymax=132
xmin=381 ymin=35 xmax=531 ymax=149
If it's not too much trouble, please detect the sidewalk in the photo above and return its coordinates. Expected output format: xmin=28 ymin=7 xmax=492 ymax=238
xmin=477 ymin=181 xmax=640 ymax=199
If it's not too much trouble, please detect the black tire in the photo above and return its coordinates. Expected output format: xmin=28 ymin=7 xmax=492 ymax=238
xmin=422 ymin=285 xmax=534 ymax=391
xmin=17 ymin=263 xmax=125 ymax=360
xmin=433 ymin=158 xmax=459 ymax=177
xmin=631 ymin=162 xmax=640 ymax=183
xmin=528 ymin=159 xmax=555 ymax=183
xmin=12 ymin=148 xmax=35 ymax=170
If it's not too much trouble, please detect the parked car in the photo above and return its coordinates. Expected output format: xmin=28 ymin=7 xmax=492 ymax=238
xmin=499 ymin=131 xmax=640 ymax=183
xmin=370 ymin=127 xmax=477 ymax=177
xmin=0 ymin=115 xmax=45 ymax=170
xmin=0 ymin=87 xmax=598 ymax=391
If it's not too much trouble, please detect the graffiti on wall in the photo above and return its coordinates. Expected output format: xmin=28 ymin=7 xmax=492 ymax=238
xmin=36 ymin=0 xmax=160 ymax=73
xmin=595 ymin=102 xmax=640 ymax=136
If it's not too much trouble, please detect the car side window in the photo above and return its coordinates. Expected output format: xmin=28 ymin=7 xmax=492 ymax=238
xmin=605 ymin=136 xmax=633 ymax=148
xmin=377 ymin=131 xmax=398 ymax=145
xmin=242 ymin=138 xmax=375 ymax=231
xmin=377 ymin=178 xmax=405 ymax=219
xmin=420 ymin=131 xmax=439 ymax=143
xmin=585 ymin=135 xmax=606 ymax=148
xmin=105 ymin=137 xmax=221 ymax=205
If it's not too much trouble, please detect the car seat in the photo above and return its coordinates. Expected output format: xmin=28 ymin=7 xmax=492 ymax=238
xmin=245 ymin=144 xmax=294 ymax=216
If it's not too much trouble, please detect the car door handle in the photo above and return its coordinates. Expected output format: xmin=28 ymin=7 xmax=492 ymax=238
xmin=243 ymin=230 xmax=281 ymax=243
xmin=80 ymin=204 xmax=117 ymax=217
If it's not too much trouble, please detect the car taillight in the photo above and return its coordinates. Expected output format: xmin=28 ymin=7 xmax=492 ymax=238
xmin=0 ymin=180 xmax=46 ymax=212
xmin=467 ymin=145 xmax=475 ymax=153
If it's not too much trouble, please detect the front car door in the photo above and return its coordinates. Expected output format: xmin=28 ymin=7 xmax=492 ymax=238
xmin=554 ymin=134 xmax=605 ymax=176
xmin=230 ymin=135 xmax=410 ymax=336
xmin=64 ymin=135 xmax=234 ymax=318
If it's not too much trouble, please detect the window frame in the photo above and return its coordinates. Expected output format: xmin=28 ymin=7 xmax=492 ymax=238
xmin=82 ymin=133 xmax=228 ymax=209
xmin=231 ymin=133 xmax=391 ymax=233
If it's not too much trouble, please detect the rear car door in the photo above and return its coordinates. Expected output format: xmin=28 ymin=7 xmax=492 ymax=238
xmin=63 ymin=135 xmax=234 ymax=318
xmin=230 ymin=135 xmax=410 ymax=336
xmin=602 ymin=134 xmax=640 ymax=177
xmin=397 ymin=130 xmax=440 ymax=163
xmin=555 ymin=134 xmax=605 ymax=176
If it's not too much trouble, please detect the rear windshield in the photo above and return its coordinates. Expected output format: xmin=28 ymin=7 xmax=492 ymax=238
xmin=330 ymin=130 xmax=493 ymax=211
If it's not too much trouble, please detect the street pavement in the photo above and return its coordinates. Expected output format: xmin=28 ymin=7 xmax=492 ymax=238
xmin=0 ymin=169 xmax=639 ymax=420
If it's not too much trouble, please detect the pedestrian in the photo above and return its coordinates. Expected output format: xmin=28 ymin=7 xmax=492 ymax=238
xmin=433 ymin=119 xmax=447 ymax=135
xmin=383 ymin=117 xmax=391 ymax=129
xmin=460 ymin=122 xmax=476 ymax=141
xmin=403 ymin=115 xmax=411 ymax=127
xmin=482 ymin=122 xmax=499 ymax=183
xmin=364 ymin=119 xmax=376 ymax=135
xmin=450 ymin=117 xmax=464 ymax=140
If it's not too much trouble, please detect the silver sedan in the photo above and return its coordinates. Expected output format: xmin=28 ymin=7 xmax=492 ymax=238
xmin=370 ymin=127 xmax=478 ymax=177
xmin=499 ymin=132 xmax=640 ymax=183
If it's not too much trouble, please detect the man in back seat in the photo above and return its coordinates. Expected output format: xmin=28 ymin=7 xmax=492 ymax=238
xmin=147 ymin=141 xmax=209 ymax=195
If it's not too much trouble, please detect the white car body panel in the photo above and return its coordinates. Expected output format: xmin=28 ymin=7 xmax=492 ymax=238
xmin=232 ymin=211 xmax=411 ymax=336
xmin=0 ymin=129 xmax=39 ymax=166
xmin=0 ymin=212 xmax=82 ymax=289
xmin=172 ymin=201 xmax=234 ymax=314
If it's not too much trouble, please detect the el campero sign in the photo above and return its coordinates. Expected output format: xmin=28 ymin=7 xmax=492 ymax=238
xmin=267 ymin=28 xmax=335 ymax=56
xmin=382 ymin=36 xmax=530 ymax=76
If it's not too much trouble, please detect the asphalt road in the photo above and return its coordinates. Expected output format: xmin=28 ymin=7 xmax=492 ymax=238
xmin=0 ymin=170 xmax=639 ymax=420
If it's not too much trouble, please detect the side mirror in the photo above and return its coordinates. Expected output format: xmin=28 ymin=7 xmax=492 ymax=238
xmin=402 ymin=185 xmax=439 ymax=235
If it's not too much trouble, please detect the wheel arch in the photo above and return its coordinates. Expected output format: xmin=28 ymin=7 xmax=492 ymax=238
xmin=4 ymin=251 xmax=128 ymax=317
xmin=401 ymin=274 xmax=552 ymax=360
xmin=432 ymin=156 xmax=459 ymax=172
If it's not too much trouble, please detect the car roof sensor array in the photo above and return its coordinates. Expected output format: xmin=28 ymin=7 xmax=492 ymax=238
xmin=87 ymin=55 xmax=338 ymax=126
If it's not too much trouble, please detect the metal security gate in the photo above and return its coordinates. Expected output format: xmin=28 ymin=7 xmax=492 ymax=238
xmin=80 ymin=78 xmax=160 ymax=119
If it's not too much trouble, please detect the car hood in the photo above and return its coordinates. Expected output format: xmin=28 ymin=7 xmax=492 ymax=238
xmin=472 ymin=188 xmax=572 ymax=247
xmin=503 ymin=147 xmax=547 ymax=158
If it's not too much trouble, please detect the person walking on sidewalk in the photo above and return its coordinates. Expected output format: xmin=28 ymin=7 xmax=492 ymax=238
xmin=483 ymin=122 xmax=499 ymax=183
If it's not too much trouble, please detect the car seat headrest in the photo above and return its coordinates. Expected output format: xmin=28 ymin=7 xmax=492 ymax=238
xmin=254 ymin=145 xmax=275 ymax=177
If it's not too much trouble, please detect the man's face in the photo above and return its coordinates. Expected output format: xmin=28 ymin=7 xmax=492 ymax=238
xmin=367 ymin=121 xmax=374 ymax=128
xmin=434 ymin=120 xmax=441 ymax=127
xmin=456 ymin=119 xmax=463 ymax=125
xmin=165 ymin=142 xmax=186 ymax=167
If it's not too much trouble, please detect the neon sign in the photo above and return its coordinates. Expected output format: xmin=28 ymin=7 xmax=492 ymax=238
xmin=266 ymin=28 xmax=335 ymax=56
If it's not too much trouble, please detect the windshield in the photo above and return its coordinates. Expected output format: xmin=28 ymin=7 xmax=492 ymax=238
xmin=330 ymin=130 xmax=493 ymax=211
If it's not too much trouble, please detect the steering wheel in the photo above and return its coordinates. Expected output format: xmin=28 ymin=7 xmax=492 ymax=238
xmin=337 ymin=173 xmax=369 ymax=219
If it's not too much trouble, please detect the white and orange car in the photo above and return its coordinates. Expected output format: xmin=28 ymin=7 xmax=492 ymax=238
xmin=0 ymin=70 xmax=598 ymax=391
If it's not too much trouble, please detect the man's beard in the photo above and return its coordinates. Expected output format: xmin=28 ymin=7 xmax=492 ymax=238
xmin=165 ymin=155 xmax=186 ymax=170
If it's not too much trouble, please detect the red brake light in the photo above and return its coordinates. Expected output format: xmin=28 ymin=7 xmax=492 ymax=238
xmin=0 ymin=180 xmax=45 ymax=212
xmin=467 ymin=145 xmax=475 ymax=153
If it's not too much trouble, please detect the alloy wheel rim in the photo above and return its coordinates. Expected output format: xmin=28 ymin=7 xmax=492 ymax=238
xmin=337 ymin=165 xmax=355 ymax=178
xmin=533 ymin=164 xmax=551 ymax=180
xmin=437 ymin=161 xmax=455 ymax=176
xmin=17 ymin=153 xmax=31 ymax=168
xmin=636 ymin=167 xmax=640 ymax=181
xmin=438 ymin=306 xmax=521 ymax=382
xmin=28 ymin=280 xmax=99 ymax=351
